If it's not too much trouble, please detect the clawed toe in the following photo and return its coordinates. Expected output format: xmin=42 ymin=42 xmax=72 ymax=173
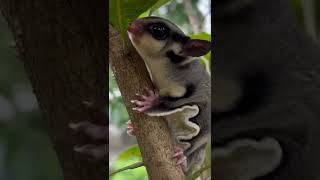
xmin=70 ymin=101 xmax=107 ymax=161
xmin=69 ymin=121 xmax=107 ymax=140
xmin=176 ymin=156 xmax=187 ymax=165
xmin=126 ymin=120 xmax=136 ymax=136
xmin=131 ymin=88 xmax=160 ymax=113
xmin=74 ymin=144 xmax=107 ymax=161
xmin=82 ymin=100 xmax=95 ymax=108
xmin=132 ymin=106 xmax=152 ymax=112
xmin=173 ymin=150 xmax=184 ymax=158
xmin=172 ymin=146 xmax=187 ymax=166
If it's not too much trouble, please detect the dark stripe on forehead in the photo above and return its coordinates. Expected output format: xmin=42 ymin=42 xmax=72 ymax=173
xmin=142 ymin=16 xmax=182 ymax=30
xmin=166 ymin=50 xmax=185 ymax=64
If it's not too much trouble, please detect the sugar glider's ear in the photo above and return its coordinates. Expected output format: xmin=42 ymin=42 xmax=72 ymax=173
xmin=181 ymin=39 xmax=211 ymax=57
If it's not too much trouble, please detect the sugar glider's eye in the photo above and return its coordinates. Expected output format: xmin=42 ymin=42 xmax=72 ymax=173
xmin=148 ymin=23 xmax=169 ymax=40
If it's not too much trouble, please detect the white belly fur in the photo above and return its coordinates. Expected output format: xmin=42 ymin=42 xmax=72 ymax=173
xmin=142 ymin=56 xmax=199 ymax=150
xmin=144 ymin=59 xmax=186 ymax=98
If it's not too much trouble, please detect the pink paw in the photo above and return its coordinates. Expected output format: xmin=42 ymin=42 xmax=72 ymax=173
xmin=131 ymin=88 xmax=160 ymax=113
xmin=172 ymin=146 xmax=187 ymax=168
xmin=126 ymin=120 xmax=136 ymax=136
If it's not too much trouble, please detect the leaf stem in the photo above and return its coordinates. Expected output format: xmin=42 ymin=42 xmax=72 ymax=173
xmin=109 ymin=162 xmax=144 ymax=176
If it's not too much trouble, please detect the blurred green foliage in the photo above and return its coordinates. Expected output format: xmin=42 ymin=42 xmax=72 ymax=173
xmin=0 ymin=16 xmax=62 ymax=180
xmin=111 ymin=158 xmax=148 ymax=180
xmin=291 ymin=0 xmax=320 ymax=41
xmin=116 ymin=145 xmax=142 ymax=161
xmin=291 ymin=0 xmax=304 ymax=24
xmin=109 ymin=67 xmax=129 ymax=127
xmin=109 ymin=145 xmax=147 ymax=179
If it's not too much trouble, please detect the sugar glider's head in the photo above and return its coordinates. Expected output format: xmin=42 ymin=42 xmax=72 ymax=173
xmin=127 ymin=16 xmax=211 ymax=64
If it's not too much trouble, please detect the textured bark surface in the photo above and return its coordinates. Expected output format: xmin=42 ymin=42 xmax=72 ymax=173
xmin=0 ymin=1 xmax=107 ymax=180
xmin=109 ymin=25 xmax=185 ymax=180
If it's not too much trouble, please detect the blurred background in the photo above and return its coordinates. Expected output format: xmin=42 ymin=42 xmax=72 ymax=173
xmin=0 ymin=16 xmax=63 ymax=180
xmin=0 ymin=0 xmax=319 ymax=180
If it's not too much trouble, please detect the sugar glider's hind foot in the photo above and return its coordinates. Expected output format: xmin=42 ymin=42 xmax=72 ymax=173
xmin=126 ymin=119 xmax=137 ymax=136
xmin=69 ymin=121 xmax=108 ymax=140
xmin=74 ymin=144 xmax=107 ymax=161
xmin=172 ymin=146 xmax=188 ymax=169
xmin=183 ymin=144 xmax=207 ymax=176
xmin=69 ymin=121 xmax=107 ymax=160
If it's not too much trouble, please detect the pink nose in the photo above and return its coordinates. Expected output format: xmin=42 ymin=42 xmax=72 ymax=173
xmin=128 ymin=20 xmax=144 ymax=35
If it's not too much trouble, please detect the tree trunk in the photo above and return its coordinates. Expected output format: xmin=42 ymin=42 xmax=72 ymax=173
xmin=0 ymin=1 xmax=107 ymax=180
xmin=109 ymin=25 xmax=185 ymax=180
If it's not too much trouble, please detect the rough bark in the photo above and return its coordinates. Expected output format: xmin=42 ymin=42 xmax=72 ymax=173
xmin=0 ymin=1 xmax=107 ymax=180
xmin=109 ymin=25 xmax=185 ymax=180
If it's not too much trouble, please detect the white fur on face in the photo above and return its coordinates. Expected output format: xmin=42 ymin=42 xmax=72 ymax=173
xmin=127 ymin=18 xmax=188 ymax=97
xmin=128 ymin=31 xmax=187 ymax=97
xmin=128 ymin=32 xmax=167 ymax=57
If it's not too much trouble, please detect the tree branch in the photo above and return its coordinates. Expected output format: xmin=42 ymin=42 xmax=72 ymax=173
xmin=109 ymin=162 xmax=144 ymax=176
xmin=109 ymin=24 xmax=185 ymax=180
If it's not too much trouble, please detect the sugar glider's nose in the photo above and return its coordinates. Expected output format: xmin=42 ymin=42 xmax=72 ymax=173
xmin=127 ymin=20 xmax=144 ymax=36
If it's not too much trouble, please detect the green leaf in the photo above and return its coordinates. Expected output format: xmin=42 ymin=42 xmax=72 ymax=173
xmin=139 ymin=0 xmax=172 ymax=18
xmin=109 ymin=162 xmax=144 ymax=176
xmin=201 ymin=55 xmax=211 ymax=74
xmin=204 ymin=142 xmax=211 ymax=165
xmin=109 ymin=0 xmax=158 ymax=37
xmin=138 ymin=10 xmax=150 ymax=18
xmin=290 ymin=0 xmax=304 ymax=25
xmin=189 ymin=32 xmax=211 ymax=42
xmin=110 ymin=159 xmax=148 ymax=180
xmin=117 ymin=145 xmax=142 ymax=161
xmin=205 ymin=51 xmax=211 ymax=61
xmin=149 ymin=0 xmax=172 ymax=13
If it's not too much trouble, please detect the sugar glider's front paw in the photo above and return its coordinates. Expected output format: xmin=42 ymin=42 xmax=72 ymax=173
xmin=131 ymin=88 xmax=160 ymax=113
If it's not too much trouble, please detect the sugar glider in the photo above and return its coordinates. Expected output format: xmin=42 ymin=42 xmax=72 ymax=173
xmin=127 ymin=16 xmax=211 ymax=174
